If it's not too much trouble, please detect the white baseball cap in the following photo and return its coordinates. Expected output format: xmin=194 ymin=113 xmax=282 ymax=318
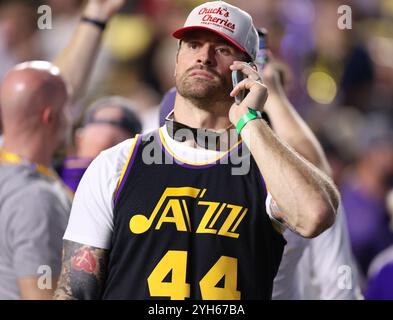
xmin=173 ymin=1 xmax=259 ymax=61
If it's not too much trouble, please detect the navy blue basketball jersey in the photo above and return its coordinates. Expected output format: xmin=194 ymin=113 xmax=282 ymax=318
xmin=101 ymin=128 xmax=285 ymax=300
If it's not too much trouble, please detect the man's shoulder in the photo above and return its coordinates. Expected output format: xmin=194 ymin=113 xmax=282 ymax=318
xmin=99 ymin=137 xmax=138 ymax=164
xmin=0 ymin=165 xmax=53 ymax=199
xmin=11 ymin=178 xmax=62 ymax=210
xmin=0 ymin=173 xmax=67 ymax=232
xmin=79 ymin=136 xmax=143 ymax=190
xmin=96 ymin=131 xmax=158 ymax=169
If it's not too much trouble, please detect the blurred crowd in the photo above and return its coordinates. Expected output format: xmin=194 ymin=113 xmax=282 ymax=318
xmin=1 ymin=0 xmax=393 ymax=299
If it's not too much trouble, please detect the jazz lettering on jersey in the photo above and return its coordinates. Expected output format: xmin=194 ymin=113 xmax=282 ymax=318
xmin=129 ymin=187 xmax=248 ymax=239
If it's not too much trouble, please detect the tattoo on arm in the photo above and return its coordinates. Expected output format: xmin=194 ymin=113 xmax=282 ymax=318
xmin=53 ymin=240 xmax=108 ymax=300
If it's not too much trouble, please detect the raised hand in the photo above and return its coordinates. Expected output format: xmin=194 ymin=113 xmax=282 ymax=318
xmin=84 ymin=0 xmax=126 ymax=21
xmin=260 ymin=57 xmax=288 ymax=97
xmin=228 ymin=61 xmax=268 ymax=126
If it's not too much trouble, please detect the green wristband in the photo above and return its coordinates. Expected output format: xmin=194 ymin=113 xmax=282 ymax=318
xmin=236 ymin=108 xmax=263 ymax=135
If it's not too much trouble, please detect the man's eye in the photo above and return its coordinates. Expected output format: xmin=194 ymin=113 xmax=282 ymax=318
xmin=216 ymin=47 xmax=231 ymax=55
xmin=188 ymin=42 xmax=200 ymax=49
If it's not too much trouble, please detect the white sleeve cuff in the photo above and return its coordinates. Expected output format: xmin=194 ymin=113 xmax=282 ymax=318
xmin=63 ymin=233 xmax=111 ymax=250
xmin=265 ymin=192 xmax=286 ymax=233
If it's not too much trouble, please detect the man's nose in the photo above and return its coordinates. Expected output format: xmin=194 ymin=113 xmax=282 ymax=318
xmin=196 ymin=44 xmax=215 ymax=65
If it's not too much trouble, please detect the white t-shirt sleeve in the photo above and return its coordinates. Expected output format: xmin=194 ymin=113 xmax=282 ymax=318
xmin=63 ymin=139 xmax=134 ymax=249
xmin=265 ymin=192 xmax=286 ymax=232
xmin=265 ymin=192 xmax=275 ymax=219
xmin=298 ymin=205 xmax=363 ymax=300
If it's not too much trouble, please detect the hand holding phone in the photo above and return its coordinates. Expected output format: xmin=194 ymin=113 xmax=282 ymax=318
xmin=232 ymin=63 xmax=255 ymax=105
xmin=232 ymin=69 xmax=246 ymax=105
xmin=232 ymin=28 xmax=269 ymax=105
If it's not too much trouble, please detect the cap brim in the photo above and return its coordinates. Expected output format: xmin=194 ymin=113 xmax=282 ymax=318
xmin=172 ymin=26 xmax=247 ymax=54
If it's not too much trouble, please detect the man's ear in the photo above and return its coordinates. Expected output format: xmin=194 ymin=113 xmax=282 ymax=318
xmin=174 ymin=51 xmax=179 ymax=77
xmin=41 ymin=106 xmax=53 ymax=125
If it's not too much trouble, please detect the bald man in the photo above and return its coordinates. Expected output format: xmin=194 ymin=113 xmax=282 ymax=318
xmin=0 ymin=61 xmax=72 ymax=300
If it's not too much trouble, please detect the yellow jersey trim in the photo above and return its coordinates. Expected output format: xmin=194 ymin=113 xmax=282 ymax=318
xmin=114 ymin=135 xmax=140 ymax=197
xmin=158 ymin=127 xmax=242 ymax=166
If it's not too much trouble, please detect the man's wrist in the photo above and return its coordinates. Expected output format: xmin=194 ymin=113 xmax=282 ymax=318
xmin=81 ymin=16 xmax=107 ymax=31
xmin=230 ymin=105 xmax=249 ymax=126
xmin=235 ymin=107 xmax=263 ymax=135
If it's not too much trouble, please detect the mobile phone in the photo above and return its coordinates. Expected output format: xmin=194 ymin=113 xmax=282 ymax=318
xmin=232 ymin=62 xmax=256 ymax=104
xmin=232 ymin=69 xmax=246 ymax=105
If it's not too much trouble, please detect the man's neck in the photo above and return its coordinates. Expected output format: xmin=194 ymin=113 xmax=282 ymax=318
xmin=2 ymin=136 xmax=53 ymax=167
xmin=167 ymin=95 xmax=240 ymax=151
xmin=173 ymin=94 xmax=232 ymax=130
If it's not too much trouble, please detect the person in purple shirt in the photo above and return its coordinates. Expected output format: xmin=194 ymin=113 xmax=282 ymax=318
xmin=341 ymin=139 xmax=393 ymax=277
xmin=365 ymin=189 xmax=393 ymax=299
xmin=366 ymin=262 xmax=393 ymax=300
xmin=60 ymin=96 xmax=142 ymax=192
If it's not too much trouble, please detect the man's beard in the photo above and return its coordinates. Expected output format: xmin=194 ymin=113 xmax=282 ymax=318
xmin=176 ymin=67 xmax=234 ymax=108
